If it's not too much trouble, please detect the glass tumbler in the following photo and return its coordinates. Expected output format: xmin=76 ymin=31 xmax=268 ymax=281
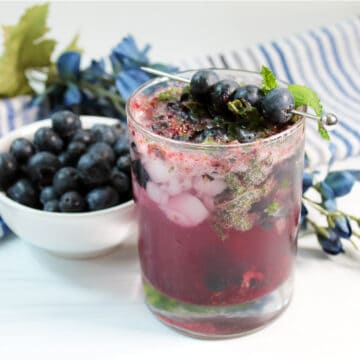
xmin=127 ymin=70 xmax=305 ymax=338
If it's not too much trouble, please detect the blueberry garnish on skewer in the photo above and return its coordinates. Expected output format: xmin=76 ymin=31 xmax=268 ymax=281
xmin=141 ymin=66 xmax=338 ymax=141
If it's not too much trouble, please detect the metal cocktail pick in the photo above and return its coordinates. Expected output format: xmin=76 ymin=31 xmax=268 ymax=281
xmin=140 ymin=66 xmax=339 ymax=130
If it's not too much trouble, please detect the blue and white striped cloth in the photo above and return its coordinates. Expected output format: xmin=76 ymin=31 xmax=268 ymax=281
xmin=0 ymin=96 xmax=39 ymax=238
xmin=179 ymin=17 xmax=360 ymax=166
xmin=1 ymin=18 xmax=359 ymax=239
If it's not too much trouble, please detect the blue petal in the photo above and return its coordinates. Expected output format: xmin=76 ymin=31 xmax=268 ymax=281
xmin=302 ymin=172 xmax=313 ymax=194
xmin=83 ymin=59 xmax=106 ymax=82
xmin=64 ymin=83 xmax=82 ymax=106
xmin=57 ymin=52 xmax=81 ymax=80
xmin=115 ymin=69 xmax=151 ymax=100
xmin=334 ymin=216 xmax=352 ymax=239
xmin=324 ymin=171 xmax=355 ymax=197
xmin=112 ymin=35 xmax=150 ymax=70
xmin=318 ymin=181 xmax=335 ymax=200
xmin=347 ymin=170 xmax=360 ymax=181
xmin=317 ymin=229 xmax=344 ymax=255
xmin=323 ymin=198 xmax=337 ymax=212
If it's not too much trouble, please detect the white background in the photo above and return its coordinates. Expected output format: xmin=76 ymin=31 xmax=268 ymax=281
xmin=0 ymin=1 xmax=360 ymax=359
xmin=0 ymin=1 xmax=359 ymax=64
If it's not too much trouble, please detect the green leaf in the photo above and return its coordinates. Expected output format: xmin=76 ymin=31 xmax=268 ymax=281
xmin=318 ymin=120 xmax=330 ymax=141
xmin=0 ymin=3 xmax=56 ymax=97
xmin=265 ymin=200 xmax=280 ymax=215
xmin=260 ymin=65 xmax=278 ymax=93
xmin=288 ymin=84 xmax=323 ymax=117
xmin=61 ymin=33 xmax=83 ymax=54
xmin=157 ymin=87 xmax=180 ymax=101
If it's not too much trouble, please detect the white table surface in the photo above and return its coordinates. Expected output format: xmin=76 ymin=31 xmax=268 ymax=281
xmin=0 ymin=156 xmax=359 ymax=359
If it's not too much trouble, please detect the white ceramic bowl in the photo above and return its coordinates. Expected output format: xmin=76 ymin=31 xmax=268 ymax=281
xmin=0 ymin=116 xmax=137 ymax=258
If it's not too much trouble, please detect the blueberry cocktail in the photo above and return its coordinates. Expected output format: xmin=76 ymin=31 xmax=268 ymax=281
xmin=127 ymin=69 xmax=305 ymax=337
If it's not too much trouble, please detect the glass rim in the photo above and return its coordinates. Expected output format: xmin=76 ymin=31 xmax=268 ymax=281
xmin=126 ymin=68 xmax=305 ymax=149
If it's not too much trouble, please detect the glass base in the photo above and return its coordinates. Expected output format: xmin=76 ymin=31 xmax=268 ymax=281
xmin=144 ymin=274 xmax=293 ymax=338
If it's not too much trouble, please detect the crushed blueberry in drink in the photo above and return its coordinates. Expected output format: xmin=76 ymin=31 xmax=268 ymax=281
xmin=127 ymin=69 xmax=305 ymax=337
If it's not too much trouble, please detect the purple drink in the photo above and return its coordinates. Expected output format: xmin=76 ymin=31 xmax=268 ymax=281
xmin=127 ymin=70 xmax=305 ymax=337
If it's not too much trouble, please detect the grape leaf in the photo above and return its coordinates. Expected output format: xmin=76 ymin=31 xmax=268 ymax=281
xmin=288 ymin=84 xmax=323 ymax=117
xmin=0 ymin=4 xmax=56 ymax=97
xmin=260 ymin=65 xmax=278 ymax=93
xmin=61 ymin=33 xmax=83 ymax=54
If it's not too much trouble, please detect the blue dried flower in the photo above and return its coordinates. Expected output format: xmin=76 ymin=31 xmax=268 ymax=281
xmin=83 ymin=59 xmax=106 ymax=82
xmin=57 ymin=52 xmax=81 ymax=81
xmin=111 ymin=35 xmax=150 ymax=70
xmin=317 ymin=228 xmax=344 ymax=255
xmin=333 ymin=215 xmax=352 ymax=239
xmin=115 ymin=69 xmax=151 ymax=100
xmin=302 ymin=172 xmax=313 ymax=194
xmin=318 ymin=181 xmax=335 ymax=200
xmin=64 ymin=83 xmax=82 ymax=106
xmin=324 ymin=171 xmax=355 ymax=197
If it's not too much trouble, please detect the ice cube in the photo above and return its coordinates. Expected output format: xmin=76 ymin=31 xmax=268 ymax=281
xmin=146 ymin=181 xmax=169 ymax=206
xmin=193 ymin=175 xmax=227 ymax=197
xmin=162 ymin=193 xmax=209 ymax=227
xmin=145 ymin=158 xmax=173 ymax=183
xmin=164 ymin=176 xmax=192 ymax=196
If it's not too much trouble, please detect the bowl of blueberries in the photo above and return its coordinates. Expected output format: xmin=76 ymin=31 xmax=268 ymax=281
xmin=0 ymin=111 xmax=136 ymax=258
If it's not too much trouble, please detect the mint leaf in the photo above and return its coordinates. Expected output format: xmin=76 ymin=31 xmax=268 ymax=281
xmin=157 ymin=87 xmax=180 ymax=101
xmin=318 ymin=120 xmax=330 ymax=141
xmin=265 ymin=200 xmax=280 ymax=215
xmin=288 ymin=84 xmax=323 ymax=117
xmin=261 ymin=65 xmax=278 ymax=94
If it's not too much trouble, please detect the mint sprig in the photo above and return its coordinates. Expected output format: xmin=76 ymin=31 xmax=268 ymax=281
xmin=261 ymin=65 xmax=278 ymax=93
xmin=260 ymin=66 xmax=329 ymax=140
xmin=287 ymin=84 xmax=323 ymax=117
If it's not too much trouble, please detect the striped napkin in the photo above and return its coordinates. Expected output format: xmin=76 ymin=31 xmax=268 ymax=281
xmin=0 ymin=17 xmax=359 ymax=239
xmin=178 ymin=17 xmax=360 ymax=167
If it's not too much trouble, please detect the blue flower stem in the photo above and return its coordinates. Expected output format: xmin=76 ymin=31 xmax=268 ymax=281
xmin=80 ymin=81 xmax=126 ymax=117
xmin=303 ymin=196 xmax=360 ymax=223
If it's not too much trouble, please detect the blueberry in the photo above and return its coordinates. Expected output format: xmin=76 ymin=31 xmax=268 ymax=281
xmin=77 ymin=152 xmax=111 ymax=187
xmin=116 ymin=153 xmax=131 ymax=174
xmin=231 ymin=85 xmax=264 ymax=106
xmin=71 ymin=129 xmax=95 ymax=146
xmin=59 ymin=191 xmax=86 ymax=212
xmin=34 ymin=127 xmax=64 ymax=154
xmin=7 ymin=179 xmax=38 ymax=208
xmin=208 ymin=80 xmax=239 ymax=114
xmin=260 ymin=88 xmax=295 ymax=124
xmin=88 ymin=142 xmax=115 ymax=165
xmin=66 ymin=141 xmax=87 ymax=164
xmin=131 ymin=159 xmax=150 ymax=189
xmin=26 ymin=152 xmax=61 ymax=186
xmin=112 ymin=122 xmax=127 ymax=138
xmin=86 ymin=186 xmax=119 ymax=211
xmin=193 ymin=127 xmax=228 ymax=143
xmin=58 ymin=152 xmax=73 ymax=167
xmin=0 ymin=153 xmax=18 ymax=190
xmin=40 ymin=186 xmax=57 ymax=205
xmin=10 ymin=138 xmax=35 ymax=164
xmin=44 ymin=200 xmax=60 ymax=212
xmin=190 ymin=70 xmax=219 ymax=101
xmin=53 ymin=167 xmax=82 ymax=196
xmin=113 ymin=137 xmax=129 ymax=156
xmin=110 ymin=169 xmax=131 ymax=196
xmin=236 ymin=128 xmax=256 ymax=143
xmin=91 ymin=124 xmax=117 ymax=145
xmin=52 ymin=111 xmax=82 ymax=140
